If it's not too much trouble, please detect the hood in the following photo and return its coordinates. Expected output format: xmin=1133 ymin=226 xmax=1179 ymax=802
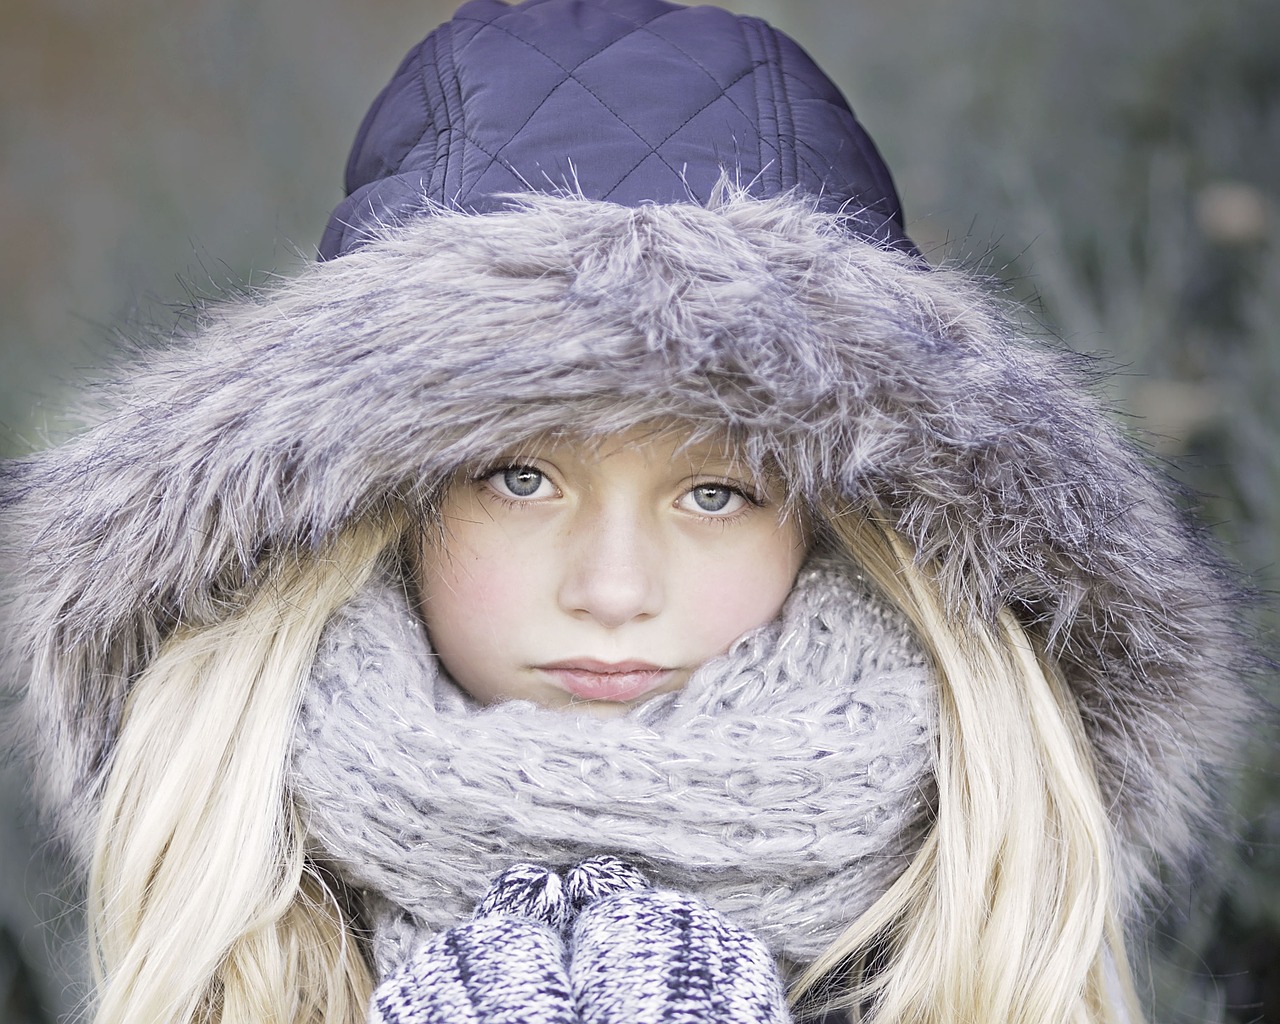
xmin=319 ymin=0 xmax=914 ymax=258
xmin=2 ymin=190 xmax=1252 ymax=892
xmin=0 ymin=0 xmax=1253 ymax=907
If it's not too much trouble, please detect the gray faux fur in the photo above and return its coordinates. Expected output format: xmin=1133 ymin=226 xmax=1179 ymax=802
xmin=0 ymin=190 xmax=1255 ymax=903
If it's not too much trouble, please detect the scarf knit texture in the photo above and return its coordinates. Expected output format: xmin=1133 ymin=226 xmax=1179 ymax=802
xmin=292 ymin=556 xmax=936 ymax=974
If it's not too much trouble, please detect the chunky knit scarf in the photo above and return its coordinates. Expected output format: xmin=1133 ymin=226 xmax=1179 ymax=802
xmin=292 ymin=558 xmax=935 ymax=976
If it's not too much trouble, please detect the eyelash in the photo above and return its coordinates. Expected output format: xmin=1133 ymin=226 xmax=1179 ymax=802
xmin=472 ymin=464 xmax=558 ymax=508
xmin=680 ymin=482 xmax=766 ymax=522
xmin=474 ymin=465 xmax=767 ymax=520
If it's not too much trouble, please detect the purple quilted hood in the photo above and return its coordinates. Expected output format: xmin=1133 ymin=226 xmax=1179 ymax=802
xmin=320 ymin=0 xmax=913 ymax=258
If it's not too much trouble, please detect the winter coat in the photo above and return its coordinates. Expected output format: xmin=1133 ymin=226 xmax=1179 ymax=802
xmin=0 ymin=1 xmax=1255 ymax=1021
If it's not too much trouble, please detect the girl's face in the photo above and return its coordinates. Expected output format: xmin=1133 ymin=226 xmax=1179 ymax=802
xmin=415 ymin=427 xmax=807 ymax=716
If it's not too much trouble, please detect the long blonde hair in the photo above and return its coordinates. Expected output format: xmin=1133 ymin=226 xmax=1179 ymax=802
xmin=88 ymin=523 xmax=392 ymax=1024
xmin=796 ymin=511 xmax=1144 ymax=1024
xmin=87 ymin=509 xmax=1143 ymax=1024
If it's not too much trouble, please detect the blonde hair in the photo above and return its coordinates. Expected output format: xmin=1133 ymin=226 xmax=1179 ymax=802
xmin=795 ymin=511 xmax=1144 ymax=1024
xmin=87 ymin=510 xmax=1144 ymax=1024
xmin=88 ymin=522 xmax=392 ymax=1024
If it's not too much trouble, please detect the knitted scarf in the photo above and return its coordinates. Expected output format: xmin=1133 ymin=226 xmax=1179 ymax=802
xmin=292 ymin=557 xmax=936 ymax=974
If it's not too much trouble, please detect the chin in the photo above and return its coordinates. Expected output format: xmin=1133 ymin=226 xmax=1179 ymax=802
xmin=564 ymin=699 xmax=632 ymax=719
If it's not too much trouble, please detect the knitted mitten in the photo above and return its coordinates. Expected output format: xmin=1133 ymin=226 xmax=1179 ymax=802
xmin=369 ymin=864 xmax=577 ymax=1024
xmin=564 ymin=855 xmax=650 ymax=915
xmin=567 ymin=862 xmax=793 ymax=1024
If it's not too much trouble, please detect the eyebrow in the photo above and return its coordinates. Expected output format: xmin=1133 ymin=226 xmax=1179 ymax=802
xmin=679 ymin=450 xmax=778 ymax=491
xmin=683 ymin=453 xmax=749 ymax=473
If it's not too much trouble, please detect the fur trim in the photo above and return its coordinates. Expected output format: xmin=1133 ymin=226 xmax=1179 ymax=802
xmin=0 ymin=190 xmax=1255 ymax=898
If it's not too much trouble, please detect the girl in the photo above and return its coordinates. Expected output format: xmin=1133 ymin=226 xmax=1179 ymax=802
xmin=1 ymin=1 xmax=1256 ymax=1022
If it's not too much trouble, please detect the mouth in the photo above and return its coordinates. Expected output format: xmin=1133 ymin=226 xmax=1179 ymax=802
xmin=535 ymin=659 xmax=674 ymax=702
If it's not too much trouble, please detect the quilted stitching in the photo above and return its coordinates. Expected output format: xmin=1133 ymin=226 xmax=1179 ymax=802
xmin=450 ymin=7 xmax=705 ymax=199
xmin=447 ymin=2 xmax=837 ymax=204
xmin=742 ymin=16 xmax=787 ymax=195
xmin=321 ymin=0 xmax=913 ymax=258
xmin=615 ymin=7 xmax=762 ymax=132
xmin=591 ymin=63 xmax=759 ymax=201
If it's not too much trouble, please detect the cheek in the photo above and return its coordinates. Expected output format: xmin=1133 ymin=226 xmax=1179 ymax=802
xmin=415 ymin=526 xmax=544 ymax=695
xmin=420 ymin=533 xmax=531 ymax=635
xmin=672 ymin=526 xmax=806 ymax=652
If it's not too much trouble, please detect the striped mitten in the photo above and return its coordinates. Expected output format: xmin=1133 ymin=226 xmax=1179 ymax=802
xmin=369 ymin=864 xmax=577 ymax=1024
xmin=567 ymin=860 xmax=792 ymax=1024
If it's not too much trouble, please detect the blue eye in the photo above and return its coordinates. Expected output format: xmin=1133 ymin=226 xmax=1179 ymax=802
xmin=497 ymin=467 xmax=545 ymax=498
xmin=678 ymin=484 xmax=747 ymax=516
xmin=692 ymin=485 xmax=732 ymax=511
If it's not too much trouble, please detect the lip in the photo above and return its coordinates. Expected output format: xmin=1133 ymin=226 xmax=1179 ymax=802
xmin=536 ymin=658 xmax=674 ymax=702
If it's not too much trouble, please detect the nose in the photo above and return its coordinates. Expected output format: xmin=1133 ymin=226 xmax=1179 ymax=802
xmin=557 ymin=502 xmax=663 ymax=628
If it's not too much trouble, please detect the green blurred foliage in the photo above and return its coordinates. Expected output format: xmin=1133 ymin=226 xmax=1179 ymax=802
xmin=2 ymin=0 xmax=1275 ymax=1021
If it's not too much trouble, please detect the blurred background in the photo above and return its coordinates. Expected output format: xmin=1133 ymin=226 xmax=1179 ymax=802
xmin=1 ymin=0 xmax=1275 ymax=1020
